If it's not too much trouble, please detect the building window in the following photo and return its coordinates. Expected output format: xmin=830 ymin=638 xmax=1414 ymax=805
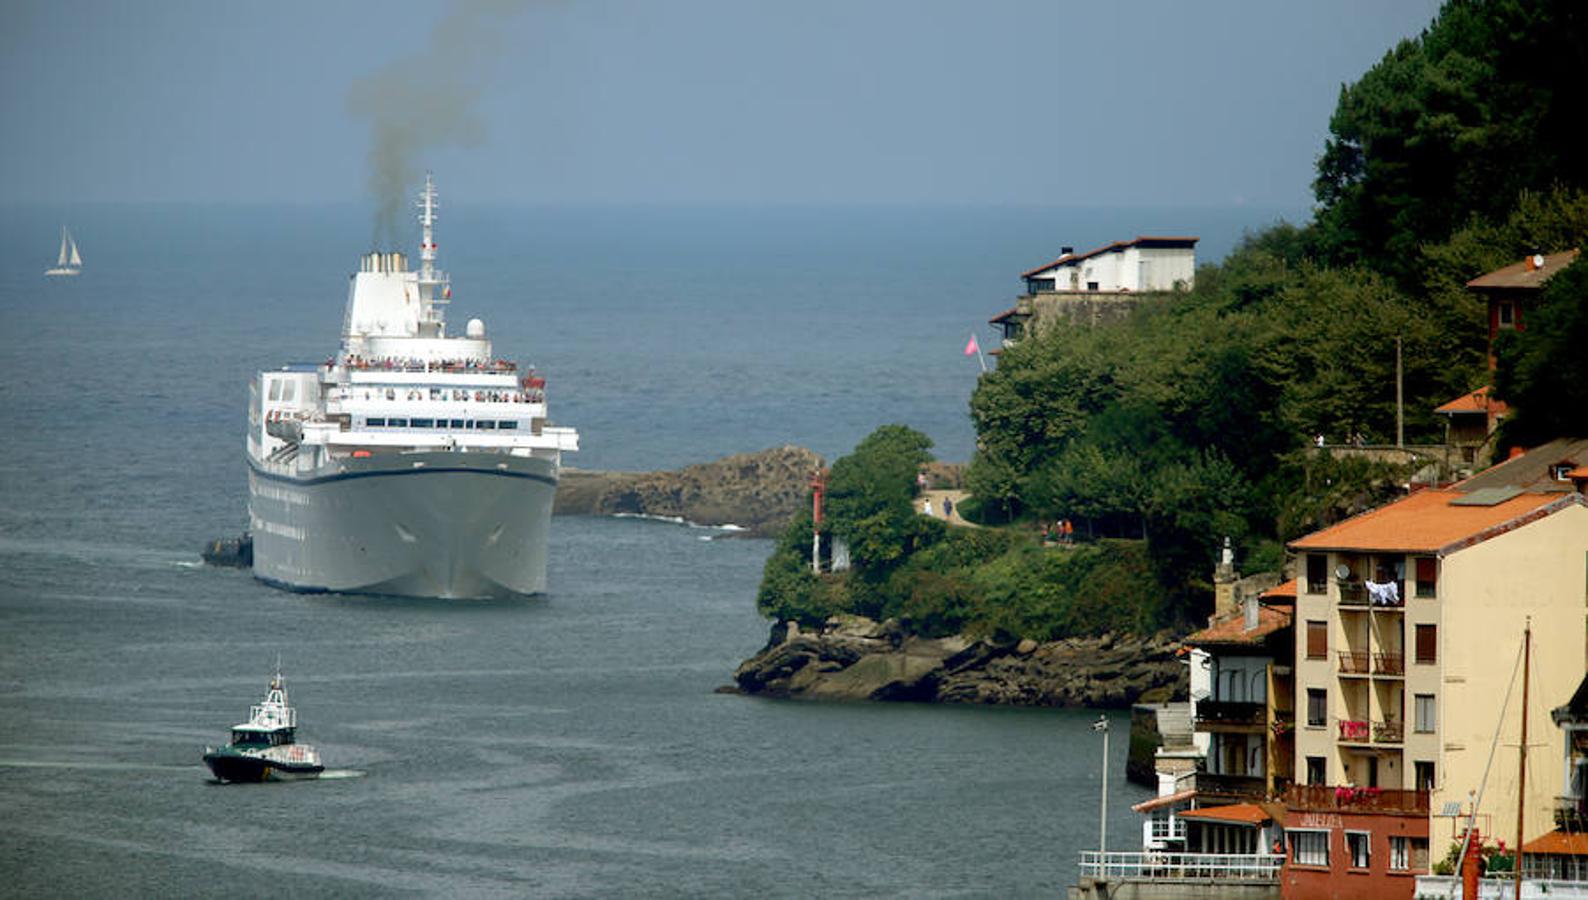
xmin=1498 ymin=301 xmax=1515 ymax=328
xmin=1346 ymin=831 xmax=1371 ymax=869
xmin=1307 ymin=555 xmax=1328 ymax=594
xmin=1292 ymin=830 xmax=1329 ymax=867
xmin=1411 ymin=838 xmax=1430 ymax=870
xmin=1415 ymin=760 xmax=1436 ymax=791
xmin=1551 ymin=463 xmax=1574 ymax=482
xmin=1390 ymin=836 xmax=1410 ymax=870
xmin=1307 ymin=756 xmax=1326 ymax=785
xmin=1415 ymin=557 xmax=1437 ymax=598
xmin=1415 ymin=694 xmax=1436 ymax=733
xmin=1307 ymin=621 xmax=1328 ymax=659
xmin=1415 ymin=624 xmax=1437 ymax=664
xmin=1086 ymin=281 xmax=1100 ymax=292
xmin=1307 ymin=688 xmax=1327 ymax=728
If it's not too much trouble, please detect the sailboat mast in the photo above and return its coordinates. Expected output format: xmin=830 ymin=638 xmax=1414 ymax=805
xmin=58 ymin=227 xmax=70 ymax=267
xmin=1516 ymin=619 xmax=1530 ymax=900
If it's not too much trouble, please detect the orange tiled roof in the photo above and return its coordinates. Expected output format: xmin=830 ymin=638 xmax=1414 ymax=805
xmin=1186 ymin=600 xmax=1293 ymax=646
xmin=1435 ymin=385 xmax=1509 ymax=417
xmin=1466 ymin=249 xmax=1580 ymax=292
xmin=1132 ymin=787 xmax=1196 ymax=813
xmin=1179 ymin=803 xmax=1271 ymax=826
xmin=1262 ymin=578 xmax=1298 ymax=601
xmin=1289 ymin=489 xmax=1579 ymax=554
xmin=1571 ymin=466 xmax=1588 ymax=480
xmin=1523 ymin=830 xmax=1588 ymax=856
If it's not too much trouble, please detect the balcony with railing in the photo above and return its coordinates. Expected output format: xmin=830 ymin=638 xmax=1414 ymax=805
xmin=1337 ymin=651 xmax=1372 ymax=675
xmin=1286 ymin=784 xmax=1430 ymax=814
xmin=1374 ymin=652 xmax=1405 ymax=676
xmin=1338 ymin=582 xmax=1369 ymax=607
xmin=1337 ymin=719 xmax=1371 ymax=742
xmin=1556 ymin=794 xmax=1588 ymax=832
xmin=1079 ymin=851 xmax=1283 ymax=882
xmin=1373 ymin=720 xmax=1404 ymax=744
xmin=1194 ymin=771 xmax=1267 ymax=799
xmin=1194 ymin=700 xmax=1265 ymax=729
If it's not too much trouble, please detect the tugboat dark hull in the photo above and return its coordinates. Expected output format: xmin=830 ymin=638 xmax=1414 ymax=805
xmin=203 ymin=749 xmax=323 ymax=783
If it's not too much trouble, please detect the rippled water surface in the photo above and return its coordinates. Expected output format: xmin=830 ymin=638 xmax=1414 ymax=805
xmin=0 ymin=204 xmax=1281 ymax=896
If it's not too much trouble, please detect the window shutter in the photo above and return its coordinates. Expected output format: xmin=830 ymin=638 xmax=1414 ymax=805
xmin=1416 ymin=624 xmax=1437 ymax=664
xmin=1307 ymin=621 xmax=1328 ymax=659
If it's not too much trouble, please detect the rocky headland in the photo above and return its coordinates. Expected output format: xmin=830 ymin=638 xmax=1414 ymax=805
xmin=552 ymin=445 xmax=824 ymax=538
xmin=729 ymin=615 xmax=1187 ymax=708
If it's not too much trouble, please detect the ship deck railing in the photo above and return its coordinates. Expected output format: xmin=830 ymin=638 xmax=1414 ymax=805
xmin=338 ymin=359 xmax=521 ymax=375
xmin=1077 ymin=851 xmax=1282 ymax=882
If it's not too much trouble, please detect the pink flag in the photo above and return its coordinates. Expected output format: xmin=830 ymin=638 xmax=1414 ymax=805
xmin=963 ymin=334 xmax=980 ymax=356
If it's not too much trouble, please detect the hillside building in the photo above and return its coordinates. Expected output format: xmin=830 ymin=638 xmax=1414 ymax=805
xmin=989 ymin=236 xmax=1196 ymax=348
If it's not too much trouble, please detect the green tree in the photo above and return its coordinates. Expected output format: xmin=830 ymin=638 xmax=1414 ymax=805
xmin=1494 ymin=258 xmax=1588 ymax=443
xmin=824 ymin=425 xmax=943 ymax=572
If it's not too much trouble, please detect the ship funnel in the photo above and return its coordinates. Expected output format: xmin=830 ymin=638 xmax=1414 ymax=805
xmin=360 ymin=251 xmax=408 ymax=274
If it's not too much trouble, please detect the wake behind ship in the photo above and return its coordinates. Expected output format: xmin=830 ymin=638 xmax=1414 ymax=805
xmin=248 ymin=175 xmax=578 ymax=598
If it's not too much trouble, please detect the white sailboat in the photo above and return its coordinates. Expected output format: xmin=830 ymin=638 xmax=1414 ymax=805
xmin=45 ymin=227 xmax=82 ymax=276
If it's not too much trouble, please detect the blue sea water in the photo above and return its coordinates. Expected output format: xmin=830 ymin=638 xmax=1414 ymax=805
xmin=0 ymin=203 xmax=1290 ymax=896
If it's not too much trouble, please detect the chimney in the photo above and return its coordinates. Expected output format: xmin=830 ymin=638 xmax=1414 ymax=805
xmin=1244 ymin=593 xmax=1259 ymax=632
xmin=1213 ymin=536 xmax=1238 ymax=621
xmin=1061 ymin=246 xmax=1075 ymax=256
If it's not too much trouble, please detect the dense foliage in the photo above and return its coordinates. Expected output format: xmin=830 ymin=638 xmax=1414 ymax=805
xmin=755 ymin=0 xmax=1588 ymax=639
xmin=1312 ymin=0 xmax=1588 ymax=284
xmin=756 ymin=426 xmax=1163 ymax=640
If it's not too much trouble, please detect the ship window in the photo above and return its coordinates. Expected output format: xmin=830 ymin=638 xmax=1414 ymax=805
xmin=410 ymin=418 xmax=434 ymax=428
xmin=477 ymin=421 xmax=496 ymax=430
xmin=268 ymin=381 xmax=281 ymax=401
xmin=450 ymin=419 xmax=466 ymax=429
xmin=388 ymin=418 xmax=408 ymax=427
xmin=498 ymin=421 xmax=518 ymax=430
xmin=367 ymin=418 xmax=386 ymax=427
xmin=282 ymin=382 xmax=296 ymax=402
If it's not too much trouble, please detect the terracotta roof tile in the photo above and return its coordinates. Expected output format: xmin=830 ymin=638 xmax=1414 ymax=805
xmin=1523 ymin=830 xmax=1588 ymax=856
xmin=1262 ymin=578 xmax=1298 ymax=601
xmin=1466 ymin=248 xmax=1579 ymax=291
xmin=1288 ymin=489 xmax=1579 ymax=555
xmin=1186 ymin=601 xmax=1293 ymax=646
xmin=1179 ymin=803 xmax=1271 ymax=826
xmin=1435 ymin=385 xmax=1509 ymax=417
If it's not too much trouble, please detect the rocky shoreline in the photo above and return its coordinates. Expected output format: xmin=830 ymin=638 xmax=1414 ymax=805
xmin=728 ymin=615 xmax=1187 ymax=708
xmin=553 ymin=445 xmax=823 ymax=538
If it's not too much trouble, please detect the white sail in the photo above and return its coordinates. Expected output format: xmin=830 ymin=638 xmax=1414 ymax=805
xmin=46 ymin=226 xmax=83 ymax=276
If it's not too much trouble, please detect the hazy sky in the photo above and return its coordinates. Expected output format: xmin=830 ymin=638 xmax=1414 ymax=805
xmin=2 ymin=0 xmax=1442 ymax=209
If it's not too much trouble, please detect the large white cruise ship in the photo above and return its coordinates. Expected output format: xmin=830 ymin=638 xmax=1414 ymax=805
xmin=247 ymin=175 xmax=578 ymax=598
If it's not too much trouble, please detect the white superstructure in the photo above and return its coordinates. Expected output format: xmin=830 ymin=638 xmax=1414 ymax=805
xmin=247 ymin=174 xmax=578 ymax=598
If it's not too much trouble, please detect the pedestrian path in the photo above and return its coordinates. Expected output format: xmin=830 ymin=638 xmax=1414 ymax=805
xmin=917 ymin=489 xmax=973 ymax=525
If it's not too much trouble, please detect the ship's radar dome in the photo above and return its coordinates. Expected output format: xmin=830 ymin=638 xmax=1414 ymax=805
xmin=466 ymin=318 xmax=486 ymax=339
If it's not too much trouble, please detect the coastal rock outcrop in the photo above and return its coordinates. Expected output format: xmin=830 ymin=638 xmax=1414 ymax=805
xmin=732 ymin=616 xmax=1187 ymax=707
xmin=553 ymin=445 xmax=824 ymax=537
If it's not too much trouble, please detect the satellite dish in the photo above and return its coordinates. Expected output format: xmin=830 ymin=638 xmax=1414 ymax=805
xmin=1533 ymin=253 xmax=1546 ymax=269
xmin=1335 ymin=564 xmax=1351 ymax=580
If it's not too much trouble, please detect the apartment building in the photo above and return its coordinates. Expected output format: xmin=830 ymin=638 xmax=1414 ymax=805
xmin=1282 ymin=439 xmax=1588 ymax=898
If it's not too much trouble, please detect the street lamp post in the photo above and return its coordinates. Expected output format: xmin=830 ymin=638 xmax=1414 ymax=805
xmin=1093 ymin=714 xmax=1110 ymax=872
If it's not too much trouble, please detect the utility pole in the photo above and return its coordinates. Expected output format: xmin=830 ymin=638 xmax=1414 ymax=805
xmin=1396 ymin=336 xmax=1405 ymax=449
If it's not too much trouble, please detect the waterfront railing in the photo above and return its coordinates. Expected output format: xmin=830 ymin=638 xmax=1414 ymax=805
xmin=1077 ymin=851 xmax=1282 ymax=881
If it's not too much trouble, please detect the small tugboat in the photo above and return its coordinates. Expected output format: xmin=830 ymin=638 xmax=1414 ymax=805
xmin=202 ymin=667 xmax=324 ymax=782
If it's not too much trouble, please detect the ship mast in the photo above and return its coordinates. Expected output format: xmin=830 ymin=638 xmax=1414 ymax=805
xmin=416 ymin=172 xmax=450 ymax=336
